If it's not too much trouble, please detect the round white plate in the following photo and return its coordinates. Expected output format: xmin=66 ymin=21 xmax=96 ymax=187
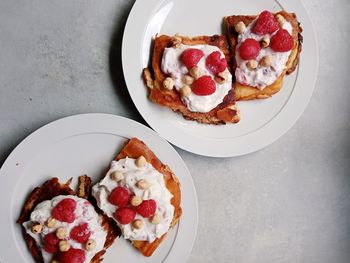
xmin=122 ymin=0 xmax=318 ymax=157
xmin=0 ymin=114 xmax=197 ymax=263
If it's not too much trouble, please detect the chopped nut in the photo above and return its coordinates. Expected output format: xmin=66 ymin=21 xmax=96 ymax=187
xmin=59 ymin=240 xmax=70 ymax=252
xmin=132 ymin=219 xmax=143 ymax=230
xmin=135 ymin=155 xmax=147 ymax=167
xmin=189 ymin=66 xmax=201 ymax=79
xmin=85 ymin=239 xmax=96 ymax=251
xmin=215 ymin=71 xmax=229 ymax=84
xmin=260 ymin=56 xmax=272 ymax=67
xmin=260 ymin=35 xmax=270 ymax=48
xmin=31 ymin=223 xmax=43 ymax=234
xmin=171 ymin=35 xmax=182 ymax=48
xmin=130 ymin=196 xmax=143 ymax=206
xmin=110 ymin=171 xmax=123 ymax=182
xmin=180 ymin=85 xmax=192 ymax=97
xmin=246 ymin=60 xmax=258 ymax=70
xmin=56 ymin=227 xmax=68 ymax=239
xmin=182 ymin=75 xmax=194 ymax=85
xmin=163 ymin=77 xmax=174 ymax=90
xmin=234 ymin=21 xmax=246 ymax=34
xmin=136 ymin=179 xmax=149 ymax=190
xmin=46 ymin=217 xmax=57 ymax=228
xmin=275 ymin=14 xmax=286 ymax=26
xmin=151 ymin=214 xmax=162 ymax=224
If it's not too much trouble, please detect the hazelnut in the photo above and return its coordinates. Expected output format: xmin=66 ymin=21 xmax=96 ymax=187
xmin=151 ymin=214 xmax=162 ymax=224
xmin=260 ymin=35 xmax=270 ymax=48
xmin=110 ymin=171 xmax=124 ymax=182
xmin=132 ymin=219 xmax=143 ymax=230
xmin=85 ymin=239 xmax=96 ymax=251
xmin=234 ymin=21 xmax=246 ymax=34
xmin=31 ymin=223 xmax=43 ymax=234
xmin=275 ymin=14 xmax=286 ymax=26
xmin=135 ymin=155 xmax=147 ymax=167
xmin=136 ymin=179 xmax=149 ymax=190
xmin=56 ymin=227 xmax=68 ymax=239
xmin=130 ymin=196 xmax=143 ymax=206
xmin=51 ymin=260 xmax=59 ymax=263
xmin=46 ymin=217 xmax=57 ymax=228
xmin=59 ymin=240 xmax=70 ymax=252
xmin=260 ymin=56 xmax=272 ymax=67
xmin=171 ymin=35 xmax=182 ymax=48
xmin=180 ymin=85 xmax=191 ymax=97
xmin=189 ymin=66 xmax=201 ymax=79
xmin=246 ymin=60 xmax=258 ymax=70
xmin=163 ymin=77 xmax=174 ymax=90
xmin=215 ymin=71 xmax=229 ymax=84
xmin=182 ymin=75 xmax=194 ymax=85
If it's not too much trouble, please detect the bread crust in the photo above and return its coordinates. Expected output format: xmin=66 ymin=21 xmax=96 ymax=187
xmin=225 ymin=11 xmax=303 ymax=100
xmin=143 ymin=34 xmax=240 ymax=124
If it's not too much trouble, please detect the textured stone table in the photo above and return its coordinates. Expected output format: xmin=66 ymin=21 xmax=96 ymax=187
xmin=1 ymin=1 xmax=349 ymax=262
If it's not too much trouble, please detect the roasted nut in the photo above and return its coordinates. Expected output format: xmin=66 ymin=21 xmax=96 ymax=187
xmin=163 ymin=77 xmax=174 ymax=90
xmin=46 ymin=217 xmax=57 ymax=228
xmin=31 ymin=223 xmax=43 ymax=234
xmin=59 ymin=240 xmax=70 ymax=252
xmin=189 ymin=66 xmax=201 ymax=79
xmin=275 ymin=14 xmax=286 ymax=26
xmin=260 ymin=35 xmax=270 ymax=48
xmin=135 ymin=156 xmax=147 ymax=167
xmin=180 ymin=85 xmax=191 ymax=97
xmin=85 ymin=239 xmax=96 ymax=251
xmin=246 ymin=60 xmax=258 ymax=70
xmin=182 ymin=75 xmax=194 ymax=85
xmin=215 ymin=71 xmax=229 ymax=84
xmin=132 ymin=219 xmax=144 ymax=230
xmin=171 ymin=35 xmax=182 ymax=48
xmin=110 ymin=171 xmax=124 ymax=182
xmin=234 ymin=21 xmax=246 ymax=34
xmin=56 ymin=227 xmax=68 ymax=239
xmin=260 ymin=56 xmax=272 ymax=67
xmin=51 ymin=260 xmax=59 ymax=263
xmin=136 ymin=179 xmax=149 ymax=190
xmin=151 ymin=214 xmax=162 ymax=224
xmin=130 ymin=196 xmax=143 ymax=206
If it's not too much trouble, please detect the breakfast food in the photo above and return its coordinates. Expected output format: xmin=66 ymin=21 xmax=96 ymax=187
xmin=17 ymin=176 xmax=119 ymax=263
xmin=225 ymin=10 xmax=303 ymax=100
xmin=143 ymin=34 xmax=240 ymax=124
xmin=92 ymin=137 xmax=182 ymax=256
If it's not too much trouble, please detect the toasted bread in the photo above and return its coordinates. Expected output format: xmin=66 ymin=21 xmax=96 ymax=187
xmin=143 ymin=34 xmax=240 ymax=124
xmin=225 ymin=11 xmax=303 ymax=100
xmin=17 ymin=176 xmax=119 ymax=263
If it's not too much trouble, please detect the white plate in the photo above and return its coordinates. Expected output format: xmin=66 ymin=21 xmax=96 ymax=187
xmin=122 ymin=0 xmax=318 ymax=157
xmin=0 ymin=114 xmax=197 ymax=263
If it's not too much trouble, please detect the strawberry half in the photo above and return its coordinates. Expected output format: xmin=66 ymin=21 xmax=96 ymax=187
xmin=270 ymin=29 xmax=294 ymax=52
xmin=252 ymin=10 xmax=279 ymax=35
xmin=205 ymin=51 xmax=227 ymax=74
xmin=191 ymin=76 xmax=216 ymax=96
xmin=180 ymin=48 xmax=204 ymax=69
xmin=238 ymin=38 xmax=261 ymax=60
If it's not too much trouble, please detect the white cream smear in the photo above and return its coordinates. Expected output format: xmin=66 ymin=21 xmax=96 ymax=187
xmin=92 ymin=157 xmax=174 ymax=243
xmin=23 ymin=195 xmax=107 ymax=263
xmin=235 ymin=19 xmax=293 ymax=89
xmin=161 ymin=44 xmax=232 ymax=113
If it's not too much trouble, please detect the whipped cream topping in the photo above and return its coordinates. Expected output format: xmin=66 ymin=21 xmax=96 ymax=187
xmin=23 ymin=195 xmax=107 ymax=263
xmin=92 ymin=157 xmax=174 ymax=243
xmin=161 ymin=44 xmax=232 ymax=113
xmin=235 ymin=18 xmax=293 ymax=89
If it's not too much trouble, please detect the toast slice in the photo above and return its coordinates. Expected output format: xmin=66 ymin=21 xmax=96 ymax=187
xmin=143 ymin=34 xmax=240 ymax=124
xmin=17 ymin=176 xmax=120 ymax=263
xmin=225 ymin=11 xmax=303 ymax=100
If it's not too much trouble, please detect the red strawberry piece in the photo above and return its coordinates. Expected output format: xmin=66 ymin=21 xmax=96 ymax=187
xmin=136 ymin=199 xmax=157 ymax=218
xmin=70 ymin=223 xmax=91 ymax=243
xmin=270 ymin=29 xmax=294 ymax=52
xmin=108 ymin=186 xmax=130 ymax=207
xmin=252 ymin=10 xmax=279 ymax=35
xmin=43 ymin=232 xmax=59 ymax=253
xmin=191 ymin=75 xmax=216 ymax=96
xmin=113 ymin=207 xmax=136 ymax=224
xmin=180 ymin=48 xmax=204 ymax=69
xmin=239 ymin=38 xmax=261 ymax=60
xmin=205 ymin=51 xmax=227 ymax=74
xmin=51 ymin=198 xmax=77 ymax=223
xmin=59 ymin=248 xmax=86 ymax=263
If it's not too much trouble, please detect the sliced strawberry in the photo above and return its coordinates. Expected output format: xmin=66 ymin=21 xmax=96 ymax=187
xmin=252 ymin=10 xmax=279 ymax=35
xmin=205 ymin=51 xmax=227 ymax=74
xmin=136 ymin=199 xmax=157 ymax=218
xmin=114 ymin=207 xmax=136 ymax=224
xmin=70 ymin=223 xmax=91 ymax=243
xmin=239 ymin=38 xmax=261 ymax=60
xmin=270 ymin=29 xmax=294 ymax=52
xmin=108 ymin=186 xmax=130 ymax=207
xmin=43 ymin=232 xmax=59 ymax=253
xmin=191 ymin=75 xmax=216 ymax=96
xmin=59 ymin=248 xmax=86 ymax=263
xmin=51 ymin=198 xmax=76 ymax=223
xmin=180 ymin=48 xmax=204 ymax=69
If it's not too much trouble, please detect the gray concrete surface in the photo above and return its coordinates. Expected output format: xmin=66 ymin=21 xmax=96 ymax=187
xmin=1 ymin=0 xmax=350 ymax=262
